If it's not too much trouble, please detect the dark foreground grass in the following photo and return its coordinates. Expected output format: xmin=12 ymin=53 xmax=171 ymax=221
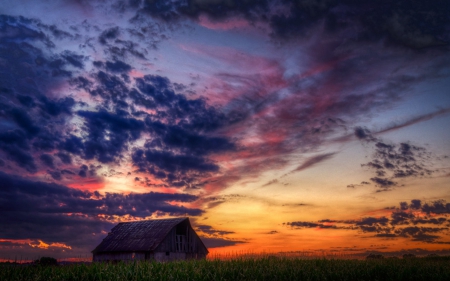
xmin=2 ymin=256 xmax=450 ymax=281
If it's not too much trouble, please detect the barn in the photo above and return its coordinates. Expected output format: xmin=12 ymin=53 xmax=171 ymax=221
xmin=92 ymin=217 xmax=208 ymax=262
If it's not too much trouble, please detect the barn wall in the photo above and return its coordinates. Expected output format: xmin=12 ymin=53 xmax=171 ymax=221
xmin=189 ymin=228 xmax=209 ymax=255
xmin=154 ymin=252 xmax=186 ymax=262
xmin=93 ymin=252 xmax=146 ymax=262
xmin=155 ymin=222 xmax=208 ymax=258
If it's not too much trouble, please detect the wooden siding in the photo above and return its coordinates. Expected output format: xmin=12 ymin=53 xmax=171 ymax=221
xmin=93 ymin=252 xmax=146 ymax=262
xmin=93 ymin=251 xmax=206 ymax=262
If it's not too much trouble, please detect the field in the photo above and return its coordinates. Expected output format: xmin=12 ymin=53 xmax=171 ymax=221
xmin=2 ymin=256 xmax=450 ymax=281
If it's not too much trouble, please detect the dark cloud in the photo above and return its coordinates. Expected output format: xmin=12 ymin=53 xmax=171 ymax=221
xmin=0 ymin=142 xmax=37 ymax=173
xmin=132 ymin=148 xmax=219 ymax=185
xmin=347 ymin=181 xmax=371 ymax=188
xmin=286 ymin=221 xmax=340 ymax=229
xmin=76 ymin=110 xmax=145 ymax=163
xmin=354 ymin=127 xmax=376 ymax=142
xmin=370 ymin=177 xmax=397 ymax=191
xmin=284 ymin=1 xmax=447 ymax=48
xmin=99 ymin=26 xmax=120 ymax=44
xmin=413 ymin=218 xmax=447 ymax=225
xmin=196 ymin=225 xmax=235 ymax=236
xmin=39 ymin=96 xmax=75 ymax=117
xmin=105 ymin=60 xmax=132 ymax=73
xmin=396 ymin=227 xmax=446 ymax=243
xmin=390 ymin=211 xmax=415 ymax=226
xmin=355 ymin=136 xmax=437 ymax=191
xmin=56 ymin=152 xmax=72 ymax=164
xmin=354 ymin=217 xmax=389 ymax=227
xmin=374 ymin=234 xmax=397 ymax=238
xmin=286 ymin=199 xmax=450 ymax=244
xmin=61 ymin=50 xmax=85 ymax=69
xmin=0 ymin=15 xmax=85 ymax=177
xmin=399 ymin=202 xmax=408 ymax=210
xmin=0 ymin=171 xmax=201 ymax=214
xmin=0 ymin=171 xmax=203 ymax=255
xmin=9 ymin=108 xmax=40 ymax=137
xmin=144 ymin=121 xmax=234 ymax=156
xmin=70 ymin=70 xmax=235 ymax=189
xmin=0 ymin=15 xmax=54 ymax=47
xmin=410 ymin=199 xmax=422 ymax=209
xmin=201 ymin=237 xmax=246 ymax=248
xmin=47 ymin=170 xmax=62 ymax=180
xmin=194 ymin=223 xmax=243 ymax=248
xmin=422 ymin=200 xmax=450 ymax=215
xmin=39 ymin=154 xmax=55 ymax=168
xmin=131 ymin=0 xmax=450 ymax=49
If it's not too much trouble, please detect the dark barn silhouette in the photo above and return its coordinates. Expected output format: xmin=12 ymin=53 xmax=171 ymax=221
xmin=92 ymin=218 xmax=208 ymax=262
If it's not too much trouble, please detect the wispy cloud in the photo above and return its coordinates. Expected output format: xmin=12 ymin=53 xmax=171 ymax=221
xmin=290 ymin=153 xmax=336 ymax=174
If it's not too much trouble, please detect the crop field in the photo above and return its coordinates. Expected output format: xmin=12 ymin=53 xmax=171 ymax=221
xmin=2 ymin=256 xmax=450 ymax=281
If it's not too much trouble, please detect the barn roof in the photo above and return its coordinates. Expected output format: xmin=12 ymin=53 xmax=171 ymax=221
xmin=92 ymin=217 xmax=188 ymax=254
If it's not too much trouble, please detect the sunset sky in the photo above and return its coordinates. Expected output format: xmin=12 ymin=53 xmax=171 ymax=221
xmin=1 ymin=0 xmax=450 ymax=260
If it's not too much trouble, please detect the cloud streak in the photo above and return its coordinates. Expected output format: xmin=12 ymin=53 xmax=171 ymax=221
xmin=290 ymin=153 xmax=336 ymax=174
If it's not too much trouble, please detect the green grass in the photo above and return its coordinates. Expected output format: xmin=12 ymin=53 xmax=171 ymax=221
xmin=2 ymin=256 xmax=450 ymax=281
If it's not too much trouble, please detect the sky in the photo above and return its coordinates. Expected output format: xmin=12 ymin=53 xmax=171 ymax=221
xmin=0 ymin=0 xmax=450 ymax=260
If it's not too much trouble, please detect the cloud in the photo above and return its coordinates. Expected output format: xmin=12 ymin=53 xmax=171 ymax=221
xmin=185 ymin=17 xmax=448 ymax=193
xmin=422 ymin=200 xmax=450 ymax=214
xmin=194 ymin=223 xmax=244 ymax=248
xmin=290 ymin=153 xmax=336 ymax=174
xmin=261 ymin=179 xmax=278 ymax=187
xmin=105 ymin=60 xmax=132 ymax=73
xmin=200 ymin=237 xmax=246 ymax=248
xmin=370 ymin=177 xmax=397 ymax=191
xmin=99 ymin=26 xmax=120 ymax=45
xmin=375 ymin=108 xmax=450 ymax=135
xmin=285 ymin=199 xmax=450 ymax=244
xmin=75 ymin=109 xmax=146 ymax=163
xmin=130 ymin=1 xmax=450 ymax=49
xmin=354 ymin=217 xmax=389 ymax=227
xmin=196 ymin=225 xmax=235 ymax=236
xmin=348 ymin=109 xmax=450 ymax=191
xmin=390 ymin=211 xmax=415 ymax=226
xmin=0 ymin=171 xmax=203 ymax=256
xmin=350 ymin=133 xmax=438 ymax=191
xmin=286 ymin=221 xmax=340 ymax=229
xmin=0 ymin=171 xmax=201 ymax=216
xmin=0 ymin=14 xmax=237 ymax=190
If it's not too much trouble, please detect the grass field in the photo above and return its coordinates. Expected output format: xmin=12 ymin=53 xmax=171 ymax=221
xmin=2 ymin=256 xmax=450 ymax=281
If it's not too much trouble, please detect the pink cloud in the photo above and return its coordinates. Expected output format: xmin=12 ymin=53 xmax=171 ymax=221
xmin=175 ymin=46 xmax=356 ymax=194
xmin=198 ymin=14 xmax=250 ymax=30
